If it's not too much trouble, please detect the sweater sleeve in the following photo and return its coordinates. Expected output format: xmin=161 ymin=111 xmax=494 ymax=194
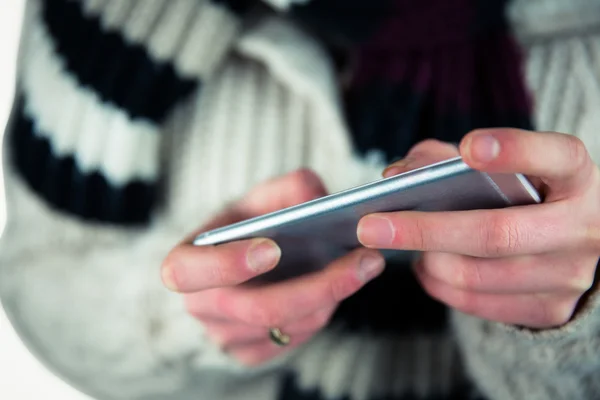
xmin=451 ymin=279 xmax=600 ymax=400
xmin=1 ymin=1 xmax=360 ymax=395
xmin=0 ymin=0 xmax=271 ymax=395
xmin=452 ymin=4 xmax=600 ymax=398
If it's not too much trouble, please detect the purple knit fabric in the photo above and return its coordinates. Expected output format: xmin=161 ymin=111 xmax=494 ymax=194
xmin=320 ymin=0 xmax=535 ymax=159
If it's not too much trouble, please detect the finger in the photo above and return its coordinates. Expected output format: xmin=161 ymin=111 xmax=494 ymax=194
xmin=161 ymin=238 xmax=281 ymax=292
xmin=414 ymin=267 xmax=580 ymax=328
xmin=241 ymin=168 xmax=328 ymax=215
xmin=460 ymin=128 xmax=597 ymax=198
xmin=406 ymin=139 xmax=460 ymax=158
xmin=383 ymin=140 xmax=460 ymax=178
xmin=227 ymin=333 xmax=314 ymax=366
xmin=188 ymin=248 xmax=385 ymax=327
xmin=192 ymin=205 xmax=247 ymax=235
xmin=358 ymin=202 xmax=582 ymax=257
xmin=415 ymin=252 xmax=597 ymax=294
xmin=182 ymin=169 xmax=328 ymax=242
xmin=201 ymin=307 xmax=334 ymax=348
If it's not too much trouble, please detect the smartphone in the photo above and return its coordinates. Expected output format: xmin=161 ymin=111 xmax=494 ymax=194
xmin=193 ymin=157 xmax=541 ymax=281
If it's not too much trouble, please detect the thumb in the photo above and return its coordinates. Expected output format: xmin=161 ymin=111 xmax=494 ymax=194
xmin=459 ymin=128 xmax=594 ymax=198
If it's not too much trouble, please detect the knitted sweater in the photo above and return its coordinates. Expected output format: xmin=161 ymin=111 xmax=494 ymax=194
xmin=1 ymin=0 xmax=600 ymax=399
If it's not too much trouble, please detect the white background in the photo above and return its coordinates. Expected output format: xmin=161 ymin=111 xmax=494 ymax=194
xmin=0 ymin=1 xmax=91 ymax=399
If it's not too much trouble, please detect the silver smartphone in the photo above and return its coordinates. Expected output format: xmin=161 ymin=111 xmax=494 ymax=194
xmin=193 ymin=157 xmax=541 ymax=281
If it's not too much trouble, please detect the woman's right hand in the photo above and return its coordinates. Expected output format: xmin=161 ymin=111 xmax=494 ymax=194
xmin=161 ymin=169 xmax=385 ymax=366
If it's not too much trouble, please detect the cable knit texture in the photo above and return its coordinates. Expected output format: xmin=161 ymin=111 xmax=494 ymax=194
xmin=448 ymin=2 xmax=600 ymax=399
xmin=1 ymin=0 xmax=600 ymax=400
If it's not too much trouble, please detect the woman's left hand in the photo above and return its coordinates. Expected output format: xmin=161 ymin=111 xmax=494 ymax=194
xmin=357 ymin=128 xmax=600 ymax=329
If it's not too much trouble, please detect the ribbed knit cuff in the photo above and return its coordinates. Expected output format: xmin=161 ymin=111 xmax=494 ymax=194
xmin=451 ymin=277 xmax=600 ymax=399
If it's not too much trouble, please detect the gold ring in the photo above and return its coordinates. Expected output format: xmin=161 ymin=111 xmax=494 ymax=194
xmin=268 ymin=328 xmax=291 ymax=347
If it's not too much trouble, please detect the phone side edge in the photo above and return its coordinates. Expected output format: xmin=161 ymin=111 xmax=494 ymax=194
xmin=485 ymin=172 xmax=542 ymax=206
xmin=193 ymin=158 xmax=471 ymax=246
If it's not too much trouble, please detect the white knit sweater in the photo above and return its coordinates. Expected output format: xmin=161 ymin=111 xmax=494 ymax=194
xmin=1 ymin=0 xmax=600 ymax=399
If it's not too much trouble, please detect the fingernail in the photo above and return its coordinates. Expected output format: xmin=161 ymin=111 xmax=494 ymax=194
xmin=470 ymin=134 xmax=500 ymax=162
xmin=382 ymin=158 xmax=414 ymax=178
xmin=161 ymin=265 xmax=179 ymax=292
xmin=357 ymin=216 xmax=395 ymax=247
xmin=357 ymin=253 xmax=385 ymax=283
xmin=383 ymin=166 xmax=403 ymax=178
xmin=247 ymin=239 xmax=281 ymax=273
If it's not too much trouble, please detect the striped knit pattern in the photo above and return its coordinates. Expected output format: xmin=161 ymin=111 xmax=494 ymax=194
xmin=1 ymin=1 xmax=600 ymax=400
xmin=9 ymin=0 xmax=534 ymax=227
xmin=11 ymin=0 xmax=243 ymax=224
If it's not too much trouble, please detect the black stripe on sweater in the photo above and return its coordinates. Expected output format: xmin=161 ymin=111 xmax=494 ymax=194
xmin=346 ymin=82 xmax=426 ymax=162
xmin=212 ymin=0 xmax=254 ymax=14
xmin=345 ymin=81 xmax=533 ymax=163
xmin=473 ymin=0 xmax=509 ymax=33
xmin=278 ymin=373 xmax=487 ymax=400
xmin=289 ymin=0 xmax=395 ymax=45
xmin=9 ymin=97 xmax=155 ymax=225
xmin=41 ymin=0 xmax=198 ymax=124
xmin=332 ymin=261 xmax=448 ymax=335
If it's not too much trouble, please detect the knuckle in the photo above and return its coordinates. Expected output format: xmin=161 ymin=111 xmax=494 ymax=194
xmin=218 ymin=330 xmax=245 ymax=348
xmin=407 ymin=217 xmax=427 ymax=250
xmin=239 ymin=358 xmax=261 ymax=367
xmin=293 ymin=168 xmax=319 ymax=187
xmin=550 ymin=300 xmax=576 ymax=327
xmin=162 ymin=251 xmax=177 ymax=270
xmin=451 ymin=290 xmax=479 ymax=316
xmin=184 ymin=296 xmax=201 ymax=318
xmin=454 ymin=262 xmax=484 ymax=291
xmin=409 ymin=139 xmax=458 ymax=157
xmin=293 ymin=168 xmax=319 ymax=184
xmin=249 ymin=303 xmax=282 ymax=328
xmin=481 ymin=214 xmax=523 ymax=256
xmin=584 ymin=220 xmax=600 ymax=251
xmin=232 ymin=351 xmax=262 ymax=367
xmin=211 ymin=290 xmax=240 ymax=321
xmin=409 ymin=139 xmax=444 ymax=154
xmin=289 ymin=168 xmax=324 ymax=201
xmin=161 ymin=252 xmax=181 ymax=279
xmin=419 ymin=270 xmax=480 ymax=316
xmin=203 ymin=325 xmax=228 ymax=347
xmin=564 ymin=135 xmax=589 ymax=169
xmin=534 ymin=296 xmax=574 ymax=327
xmin=416 ymin=257 xmax=437 ymax=280
xmin=311 ymin=309 xmax=333 ymax=330
xmin=206 ymin=258 xmax=228 ymax=286
xmin=184 ymin=292 xmax=218 ymax=320
xmin=565 ymin=260 xmax=596 ymax=293
xmin=211 ymin=287 xmax=228 ymax=307
xmin=422 ymin=255 xmax=484 ymax=291
xmin=328 ymin=275 xmax=361 ymax=303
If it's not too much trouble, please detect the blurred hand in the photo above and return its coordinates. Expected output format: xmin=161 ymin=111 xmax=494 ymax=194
xmin=358 ymin=129 xmax=600 ymax=329
xmin=161 ymin=169 xmax=385 ymax=365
